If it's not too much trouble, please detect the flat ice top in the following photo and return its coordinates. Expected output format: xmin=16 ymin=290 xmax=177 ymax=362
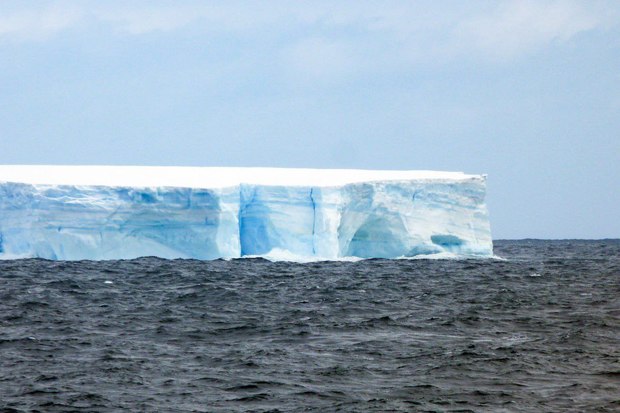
xmin=0 ymin=165 xmax=480 ymax=188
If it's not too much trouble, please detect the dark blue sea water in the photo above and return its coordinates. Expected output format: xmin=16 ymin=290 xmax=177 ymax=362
xmin=0 ymin=240 xmax=619 ymax=412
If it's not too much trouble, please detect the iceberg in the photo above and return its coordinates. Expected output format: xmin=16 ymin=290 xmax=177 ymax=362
xmin=0 ymin=166 xmax=493 ymax=261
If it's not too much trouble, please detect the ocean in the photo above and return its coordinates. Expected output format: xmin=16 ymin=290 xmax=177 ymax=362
xmin=0 ymin=240 xmax=618 ymax=412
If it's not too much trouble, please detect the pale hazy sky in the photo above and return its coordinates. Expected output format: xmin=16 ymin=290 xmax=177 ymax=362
xmin=1 ymin=0 xmax=619 ymax=239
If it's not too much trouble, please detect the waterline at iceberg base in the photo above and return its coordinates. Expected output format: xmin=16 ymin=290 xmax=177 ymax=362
xmin=0 ymin=166 xmax=492 ymax=261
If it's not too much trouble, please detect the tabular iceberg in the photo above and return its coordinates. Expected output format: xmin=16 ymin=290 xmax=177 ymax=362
xmin=0 ymin=166 xmax=492 ymax=261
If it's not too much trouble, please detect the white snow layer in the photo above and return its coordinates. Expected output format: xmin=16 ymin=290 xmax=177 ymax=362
xmin=0 ymin=166 xmax=493 ymax=261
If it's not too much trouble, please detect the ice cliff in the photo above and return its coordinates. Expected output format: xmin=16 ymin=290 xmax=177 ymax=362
xmin=0 ymin=166 xmax=493 ymax=260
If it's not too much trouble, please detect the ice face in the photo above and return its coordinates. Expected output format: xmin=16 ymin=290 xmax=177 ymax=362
xmin=0 ymin=183 xmax=240 ymax=260
xmin=0 ymin=167 xmax=492 ymax=260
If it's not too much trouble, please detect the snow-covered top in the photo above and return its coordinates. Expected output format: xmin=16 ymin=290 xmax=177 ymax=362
xmin=0 ymin=165 xmax=482 ymax=188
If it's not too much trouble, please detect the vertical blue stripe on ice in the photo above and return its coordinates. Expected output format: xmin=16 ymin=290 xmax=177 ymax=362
xmin=0 ymin=166 xmax=492 ymax=260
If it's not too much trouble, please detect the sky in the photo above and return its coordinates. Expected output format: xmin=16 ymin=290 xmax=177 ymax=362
xmin=0 ymin=0 xmax=618 ymax=239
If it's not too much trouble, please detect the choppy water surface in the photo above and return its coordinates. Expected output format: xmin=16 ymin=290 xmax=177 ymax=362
xmin=1 ymin=240 xmax=619 ymax=412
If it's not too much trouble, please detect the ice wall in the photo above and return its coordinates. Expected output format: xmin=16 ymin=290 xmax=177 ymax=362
xmin=0 ymin=166 xmax=493 ymax=260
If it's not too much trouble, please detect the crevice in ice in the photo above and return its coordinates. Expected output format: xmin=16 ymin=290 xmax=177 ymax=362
xmin=238 ymin=186 xmax=278 ymax=256
xmin=237 ymin=187 xmax=244 ymax=255
xmin=310 ymin=188 xmax=316 ymax=255
xmin=412 ymin=190 xmax=420 ymax=203
xmin=0 ymin=232 xmax=3 ymax=253
xmin=431 ymin=234 xmax=464 ymax=249
xmin=346 ymin=215 xmax=408 ymax=259
xmin=139 ymin=191 xmax=156 ymax=203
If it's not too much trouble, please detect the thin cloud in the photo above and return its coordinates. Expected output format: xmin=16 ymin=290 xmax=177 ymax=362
xmin=0 ymin=1 xmax=616 ymax=68
xmin=455 ymin=0 xmax=606 ymax=60
xmin=286 ymin=37 xmax=360 ymax=78
xmin=0 ymin=5 xmax=81 ymax=40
